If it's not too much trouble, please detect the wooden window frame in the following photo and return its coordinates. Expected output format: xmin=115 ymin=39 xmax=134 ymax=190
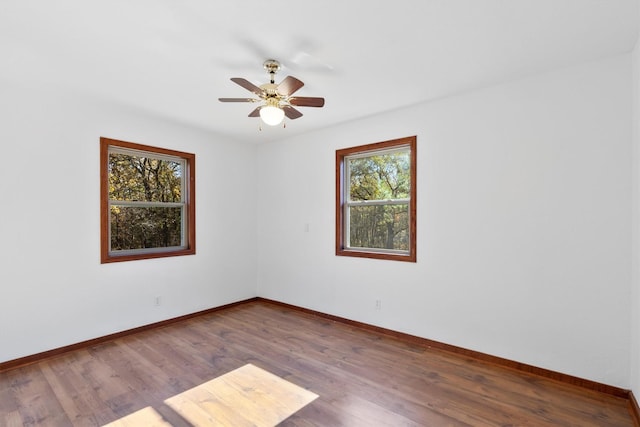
xmin=336 ymin=135 xmax=417 ymax=262
xmin=100 ymin=137 xmax=196 ymax=263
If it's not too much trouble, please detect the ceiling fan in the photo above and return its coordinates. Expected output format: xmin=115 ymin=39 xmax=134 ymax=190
xmin=218 ymin=59 xmax=325 ymax=126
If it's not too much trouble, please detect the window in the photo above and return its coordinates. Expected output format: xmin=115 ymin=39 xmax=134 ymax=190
xmin=336 ymin=136 xmax=416 ymax=262
xmin=100 ymin=137 xmax=195 ymax=263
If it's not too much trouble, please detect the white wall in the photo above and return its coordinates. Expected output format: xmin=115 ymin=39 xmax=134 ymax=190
xmin=257 ymin=55 xmax=633 ymax=387
xmin=631 ymin=13 xmax=640 ymax=397
xmin=0 ymin=79 xmax=258 ymax=363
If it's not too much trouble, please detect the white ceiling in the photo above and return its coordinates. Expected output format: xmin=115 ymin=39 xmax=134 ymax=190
xmin=1 ymin=1 xmax=638 ymax=143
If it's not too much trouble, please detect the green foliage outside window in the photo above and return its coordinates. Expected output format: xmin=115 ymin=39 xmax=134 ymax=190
xmin=349 ymin=152 xmax=410 ymax=201
xmin=347 ymin=151 xmax=410 ymax=251
xmin=109 ymin=152 xmax=184 ymax=251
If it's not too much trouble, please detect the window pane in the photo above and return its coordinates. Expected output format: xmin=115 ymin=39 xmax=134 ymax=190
xmin=348 ymin=204 xmax=409 ymax=250
xmin=110 ymin=206 xmax=182 ymax=250
xmin=348 ymin=151 xmax=410 ymax=201
xmin=109 ymin=153 xmax=182 ymax=202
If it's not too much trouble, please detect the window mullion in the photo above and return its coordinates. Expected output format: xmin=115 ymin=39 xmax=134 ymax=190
xmin=109 ymin=200 xmax=184 ymax=208
xmin=346 ymin=199 xmax=410 ymax=207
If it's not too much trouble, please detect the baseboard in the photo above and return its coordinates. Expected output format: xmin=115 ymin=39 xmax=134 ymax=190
xmin=256 ymin=297 xmax=632 ymax=400
xmin=0 ymin=297 xmax=259 ymax=373
xmin=629 ymin=391 xmax=640 ymax=427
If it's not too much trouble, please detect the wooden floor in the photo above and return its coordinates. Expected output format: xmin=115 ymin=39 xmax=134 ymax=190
xmin=0 ymin=300 xmax=634 ymax=426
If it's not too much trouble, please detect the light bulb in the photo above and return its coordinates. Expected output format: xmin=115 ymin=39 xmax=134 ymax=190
xmin=259 ymin=105 xmax=285 ymax=126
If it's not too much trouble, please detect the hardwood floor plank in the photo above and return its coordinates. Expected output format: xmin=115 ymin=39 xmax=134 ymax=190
xmin=3 ymin=410 xmax=23 ymax=427
xmin=9 ymin=366 xmax=72 ymax=426
xmin=40 ymin=359 xmax=93 ymax=426
xmin=0 ymin=300 xmax=634 ymax=426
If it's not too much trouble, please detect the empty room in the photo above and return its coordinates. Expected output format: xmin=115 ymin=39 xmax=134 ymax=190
xmin=2 ymin=1 xmax=640 ymax=426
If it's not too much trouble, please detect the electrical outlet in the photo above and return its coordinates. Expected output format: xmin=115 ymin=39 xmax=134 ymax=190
xmin=375 ymin=299 xmax=382 ymax=310
xmin=154 ymin=296 xmax=161 ymax=306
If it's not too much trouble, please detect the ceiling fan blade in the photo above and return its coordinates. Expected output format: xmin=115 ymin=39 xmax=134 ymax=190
xmin=289 ymin=97 xmax=325 ymax=107
xmin=231 ymin=78 xmax=264 ymax=96
xmin=277 ymin=76 xmax=304 ymax=96
xmin=283 ymin=105 xmax=303 ymax=120
xmin=248 ymin=106 xmax=261 ymax=117
xmin=218 ymin=98 xmax=257 ymax=102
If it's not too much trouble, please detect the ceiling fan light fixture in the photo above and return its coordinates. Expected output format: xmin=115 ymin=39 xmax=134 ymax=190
xmin=259 ymin=105 xmax=285 ymax=126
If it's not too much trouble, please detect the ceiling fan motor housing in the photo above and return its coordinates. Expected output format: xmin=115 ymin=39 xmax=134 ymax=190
xmin=260 ymin=83 xmax=280 ymax=98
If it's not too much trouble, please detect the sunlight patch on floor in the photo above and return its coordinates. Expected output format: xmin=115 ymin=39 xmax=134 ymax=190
xmin=165 ymin=363 xmax=318 ymax=426
xmin=103 ymin=363 xmax=318 ymax=427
